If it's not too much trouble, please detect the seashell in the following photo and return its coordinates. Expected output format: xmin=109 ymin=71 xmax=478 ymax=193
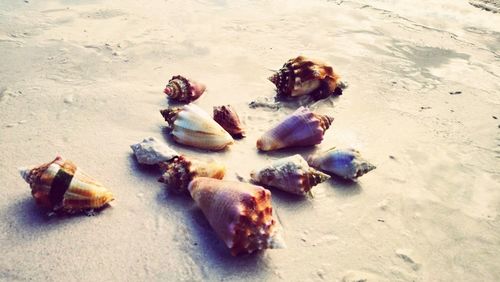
xmin=160 ymin=104 xmax=234 ymax=151
xmin=19 ymin=156 xmax=114 ymax=213
xmin=307 ymin=148 xmax=376 ymax=180
xmin=188 ymin=177 xmax=285 ymax=256
xmin=130 ymin=137 xmax=179 ymax=165
xmin=213 ymin=105 xmax=245 ymax=139
xmin=158 ymin=155 xmax=225 ymax=193
xmin=250 ymin=154 xmax=329 ymax=196
xmin=164 ymin=75 xmax=206 ymax=103
xmin=269 ymin=56 xmax=341 ymax=100
xmin=256 ymin=107 xmax=333 ymax=151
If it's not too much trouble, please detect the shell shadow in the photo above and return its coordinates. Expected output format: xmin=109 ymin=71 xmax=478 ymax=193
xmin=327 ymin=176 xmax=362 ymax=196
xmin=126 ymin=154 xmax=161 ymax=179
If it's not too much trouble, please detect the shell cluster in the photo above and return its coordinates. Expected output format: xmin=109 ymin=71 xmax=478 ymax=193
xmin=160 ymin=104 xmax=234 ymax=151
xmin=256 ymin=106 xmax=334 ymax=151
xmin=269 ymin=56 xmax=341 ymax=100
xmin=188 ymin=177 xmax=285 ymax=255
xmin=164 ymin=75 xmax=206 ymax=103
xmin=19 ymin=156 xmax=114 ymax=214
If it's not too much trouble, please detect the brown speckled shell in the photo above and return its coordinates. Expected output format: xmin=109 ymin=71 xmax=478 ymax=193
xmin=188 ymin=177 xmax=283 ymax=256
xmin=269 ymin=56 xmax=340 ymax=100
xmin=213 ymin=105 xmax=245 ymax=139
xmin=164 ymin=75 xmax=206 ymax=103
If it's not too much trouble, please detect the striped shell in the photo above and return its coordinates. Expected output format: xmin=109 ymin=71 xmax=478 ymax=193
xmin=164 ymin=75 xmax=206 ymax=103
xmin=19 ymin=156 xmax=114 ymax=213
xmin=130 ymin=137 xmax=179 ymax=165
xmin=307 ymin=148 xmax=376 ymax=180
xmin=213 ymin=105 xmax=245 ymax=139
xmin=160 ymin=104 xmax=234 ymax=151
xmin=250 ymin=154 xmax=330 ymax=196
xmin=158 ymin=155 xmax=225 ymax=193
xmin=256 ymin=107 xmax=333 ymax=151
xmin=188 ymin=177 xmax=285 ymax=256
xmin=269 ymin=56 xmax=340 ymax=100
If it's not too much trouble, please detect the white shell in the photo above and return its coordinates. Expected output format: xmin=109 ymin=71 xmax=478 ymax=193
xmin=307 ymin=148 xmax=376 ymax=180
xmin=130 ymin=137 xmax=179 ymax=165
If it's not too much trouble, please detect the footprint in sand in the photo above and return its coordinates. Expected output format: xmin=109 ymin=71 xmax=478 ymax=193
xmin=79 ymin=9 xmax=126 ymax=20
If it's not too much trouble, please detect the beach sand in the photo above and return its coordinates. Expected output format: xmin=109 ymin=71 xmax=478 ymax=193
xmin=1 ymin=0 xmax=499 ymax=281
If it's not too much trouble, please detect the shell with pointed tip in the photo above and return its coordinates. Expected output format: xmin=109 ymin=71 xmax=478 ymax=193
xmin=130 ymin=137 xmax=179 ymax=165
xmin=188 ymin=177 xmax=285 ymax=256
xmin=19 ymin=156 xmax=114 ymax=213
xmin=269 ymin=56 xmax=340 ymax=100
xmin=160 ymin=104 xmax=234 ymax=151
xmin=158 ymin=155 xmax=225 ymax=193
xmin=164 ymin=75 xmax=206 ymax=103
xmin=250 ymin=154 xmax=330 ymax=196
xmin=307 ymin=148 xmax=376 ymax=180
xmin=256 ymin=107 xmax=333 ymax=151
xmin=213 ymin=105 xmax=245 ymax=139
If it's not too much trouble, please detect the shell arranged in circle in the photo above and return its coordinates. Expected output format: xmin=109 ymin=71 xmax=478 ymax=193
xmin=307 ymin=148 xmax=376 ymax=180
xmin=158 ymin=155 xmax=225 ymax=193
xmin=188 ymin=177 xmax=285 ymax=256
xmin=250 ymin=154 xmax=330 ymax=196
xmin=256 ymin=107 xmax=333 ymax=151
xmin=160 ymin=104 xmax=234 ymax=151
xmin=213 ymin=105 xmax=245 ymax=139
xmin=269 ymin=56 xmax=340 ymax=100
xmin=19 ymin=156 xmax=114 ymax=214
xmin=164 ymin=75 xmax=206 ymax=103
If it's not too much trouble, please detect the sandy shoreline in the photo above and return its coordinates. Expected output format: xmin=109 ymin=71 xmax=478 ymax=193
xmin=1 ymin=0 xmax=499 ymax=281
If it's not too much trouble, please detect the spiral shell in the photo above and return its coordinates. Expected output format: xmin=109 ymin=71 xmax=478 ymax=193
xmin=19 ymin=156 xmax=114 ymax=213
xmin=130 ymin=137 xmax=179 ymax=165
xmin=307 ymin=148 xmax=376 ymax=180
xmin=160 ymin=104 xmax=234 ymax=151
xmin=188 ymin=177 xmax=285 ymax=256
xmin=269 ymin=56 xmax=340 ymax=100
xmin=250 ymin=154 xmax=330 ymax=196
xmin=256 ymin=107 xmax=333 ymax=151
xmin=213 ymin=105 xmax=245 ymax=139
xmin=164 ymin=75 xmax=206 ymax=103
xmin=158 ymin=155 xmax=225 ymax=193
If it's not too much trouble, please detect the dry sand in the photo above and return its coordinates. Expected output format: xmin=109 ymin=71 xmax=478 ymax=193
xmin=1 ymin=0 xmax=499 ymax=281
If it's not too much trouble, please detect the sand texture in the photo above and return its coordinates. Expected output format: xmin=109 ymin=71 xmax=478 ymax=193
xmin=1 ymin=0 xmax=499 ymax=281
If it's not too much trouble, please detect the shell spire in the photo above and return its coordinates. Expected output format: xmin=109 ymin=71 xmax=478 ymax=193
xmin=188 ymin=177 xmax=285 ymax=256
xmin=213 ymin=105 xmax=246 ymax=139
xmin=250 ymin=154 xmax=330 ymax=196
xmin=164 ymin=75 xmax=206 ymax=103
xmin=307 ymin=148 xmax=376 ymax=180
xmin=269 ymin=56 xmax=341 ymax=100
xmin=19 ymin=156 xmax=114 ymax=213
xmin=256 ymin=107 xmax=333 ymax=151
xmin=160 ymin=104 xmax=234 ymax=151
xmin=158 ymin=155 xmax=225 ymax=193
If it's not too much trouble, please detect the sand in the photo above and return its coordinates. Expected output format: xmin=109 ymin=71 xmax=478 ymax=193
xmin=1 ymin=0 xmax=499 ymax=281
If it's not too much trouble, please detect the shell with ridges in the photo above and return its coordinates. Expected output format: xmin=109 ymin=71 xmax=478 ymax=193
xmin=19 ymin=156 xmax=114 ymax=213
xmin=188 ymin=177 xmax=285 ymax=256
xmin=164 ymin=75 xmax=206 ymax=103
xmin=256 ymin=107 xmax=333 ymax=151
xmin=250 ymin=154 xmax=330 ymax=196
xmin=130 ymin=137 xmax=179 ymax=165
xmin=307 ymin=148 xmax=376 ymax=180
xmin=269 ymin=56 xmax=340 ymax=99
xmin=213 ymin=105 xmax=245 ymax=139
xmin=158 ymin=155 xmax=225 ymax=193
xmin=160 ymin=104 xmax=234 ymax=151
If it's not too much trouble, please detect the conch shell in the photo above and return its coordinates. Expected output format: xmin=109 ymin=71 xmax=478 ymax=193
xmin=158 ymin=155 xmax=225 ymax=193
xmin=269 ymin=56 xmax=340 ymax=100
xmin=164 ymin=75 xmax=206 ymax=103
xmin=250 ymin=154 xmax=329 ymax=196
xmin=213 ymin=105 xmax=245 ymax=138
xmin=19 ymin=156 xmax=114 ymax=213
xmin=256 ymin=107 xmax=333 ymax=151
xmin=130 ymin=137 xmax=179 ymax=165
xmin=307 ymin=148 xmax=376 ymax=180
xmin=160 ymin=104 xmax=234 ymax=151
xmin=188 ymin=177 xmax=285 ymax=256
